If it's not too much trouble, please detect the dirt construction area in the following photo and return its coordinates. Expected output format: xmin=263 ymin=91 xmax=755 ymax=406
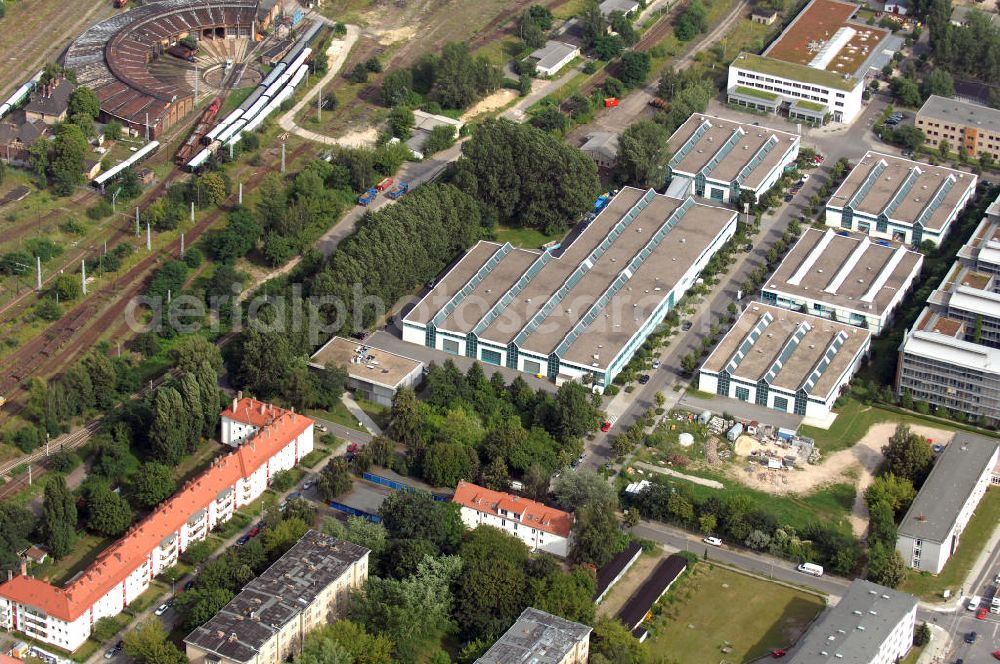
xmin=725 ymin=422 xmax=954 ymax=536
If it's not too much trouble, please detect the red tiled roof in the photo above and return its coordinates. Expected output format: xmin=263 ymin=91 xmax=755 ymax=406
xmin=1 ymin=654 xmax=23 ymax=664
xmin=452 ymin=481 xmax=574 ymax=538
xmin=0 ymin=400 xmax=312 ymax=623
xmin=221 ymin=396 xmax=293 ymax=428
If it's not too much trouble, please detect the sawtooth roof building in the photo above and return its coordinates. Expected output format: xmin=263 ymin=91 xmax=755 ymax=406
xmin=895 ymin=435 xmax=999 ymax=574
xmin=699 ymin=302 xmax=871 ymax=419
xmin=761 ymin=227 xmax=924 ymax=334
xmin=0 ymin=399 xmax=314 ymax=652
xmin=184 ymin=531 xmax=370 ymax=664
xmin=825 ymin=151 xmax=977 ymax=247
xmin=402 ymin=187 xmax=738 ymax=391
xmin=896 ymin=192 xmax=1000 ymax=424
xmin=785 ymin=579 xmax=917 ymax=664
xmin=727 ymin=0 xmax=903 ymax=124
xmin=664 ymin=113 xmax=800 ymax=205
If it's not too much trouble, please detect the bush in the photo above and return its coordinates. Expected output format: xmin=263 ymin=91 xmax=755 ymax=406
xmin=182 ymin=247 xmax=204 ymax=268
xmin=50 ymin=448 xmax=80 ymax=473
xmin=13 ymin=426 xmax=41 ymax=453
xmin=269 ymin=469 xmax=296 ymax=492
xmin=87 ymin=200 xmax=113 ymax=220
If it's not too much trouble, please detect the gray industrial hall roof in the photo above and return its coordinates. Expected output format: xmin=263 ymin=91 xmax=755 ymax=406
xmin=827 ymin=151 xmax=975 ymax=232
xmin=700 ymin=302 xmax=870 ymax=398
xmin=404 ymin=187 xmax=737 ymax=371
xmin=666 ymin=114 xmax=799 ymax=191
xmin=897 ymin=434 xmax=1000 ymax=543
xmin=785 ymin=579 xmax=917 ymax=664
xmin=184 ymin=531 xmax=369 ymax=663
xmin=918 ymin=95 xmax=1000 ymax=135
xmin=599 ymin=0 xmax=640 ymax=15
xmin=527 ymin=41 xmax=578 ymax=71
xmin=475 ymin=607 xmax=591 ymax=664
xmin=763 ymin=227 xmax=924 ymax=316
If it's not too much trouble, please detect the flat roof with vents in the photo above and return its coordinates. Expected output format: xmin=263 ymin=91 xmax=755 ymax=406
xmin=309 ymin=336 xmax=423 ymax=390
xmin=897 ymin=433 xmax=1000 ymax=543
xmin=827 ymin=151 xmax=975 ymax=231
xmin=785 ymin=579 xmax=917 ymax=663
xmin=700 ymin=302 xmax=870 ymax=399
xmin=763 ymin=227 xmax=923 ymax=317
xmin=474 ymin=607 xmax=592 ymax=664
xmin=666 ymin=113 xmax=799 ymax=191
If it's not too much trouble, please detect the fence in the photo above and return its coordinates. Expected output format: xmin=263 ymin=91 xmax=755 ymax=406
xmin=362 ymin=472 xmax=449 ymax=502
xmin=329 ymin=500 xmax=382 ymax=523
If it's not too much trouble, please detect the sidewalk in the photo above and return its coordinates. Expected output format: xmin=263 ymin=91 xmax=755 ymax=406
xmin=920 ymin=518 xmax=1000 ymax=614
xmin=341 ymin=393 xmax=382 ymax=435
xmin=634 ymin=461 xmax=724 ymax=489
xmin=916 ymin=624 xmax=950 ymax=664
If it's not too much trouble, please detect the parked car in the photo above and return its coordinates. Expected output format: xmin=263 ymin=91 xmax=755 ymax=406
xmin=771 ymin=649 xmax=786 ymax=658
xmin=638 ymin=374 xmax=651 ymax=385
xmin=652 ymin=360 xmax=661 ymax=369
xmin=703 ymin=536 xmax=722 ymax=546
xmin=600 ymin=421 xmax=613 ymax=432
xmin=104 ymin=649 xmax=116 ymax=660
xmin=183 ymin=580 xmax=194 ymax=591
xmin=317 ymin=425 xmax=328 ymax=433
xmin=800 ymin=174 xmax=810 ymax=183
xmin=978 ymin=608 xmax=989 ymax=620
xmin=287 ymin=491 xmax=301 ymax=501
xmin=154 ymin=602 xmax=171 ymax=616
xmin=992 ymin=651 xmax=1000 ymax=660
xmin=302 ymin=480 xmax=314 ymax=491
xmin=783 ymin=194 xmax=793 ymax=203
xmin=248 ymin=525 xmax=261 ymax=537
xmin=278 ymin=501 xmax=288 ymax=512
xmin=236 ymin=534 xmax=250 ymax=545
xmin=965 ymin=631 xmax=977 ymax=644
xmin=681 ymin=321 xmax=693 ymax=331
xmin=744 ymin=243 xmax=753 ymax=252
xmin=797 ymin=562 xmax=824 ymax=576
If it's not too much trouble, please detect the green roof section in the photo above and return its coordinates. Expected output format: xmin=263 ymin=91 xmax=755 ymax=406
xmin=734 ymin=85 xmax=779 ymax=101
xmin=732 ymin=52 xmax=858 ymax=92
xmin=793 ymin=99 xmax=827 ymax=112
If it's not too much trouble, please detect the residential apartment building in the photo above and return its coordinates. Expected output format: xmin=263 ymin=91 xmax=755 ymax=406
xmin=785 ymin=579 xmax=917 ymax=663
xmin=896 ymin=195 xmax=1000 ymax=422
xmin=761 ymin=228 xmax=923 ymax=334
xmin=452 ymin=481 xmax=573 ymax=558
xmin=475 ymin=608 xmax=591 ymax=664
xmin=825 ymin=151 xmax=977 ymax=247
xmin=664 ymin=113 xmax=800 ymax=204
xmin=185 ymin=531 xmax=369 ymax=664
xmin=916 ymin=95 xmax=1000 ymax=164
xmin=0 ymin=398 xmax=314 ymax=652
xmin=402 ymin=188 xmax=737 ymax=391
xmin=698 ymin=303 xmax=871 ymax=419
xmin=896 ymin=435 xmax=999 ymax=573
xmin=727 ymin=0 xmax=903 ymax=124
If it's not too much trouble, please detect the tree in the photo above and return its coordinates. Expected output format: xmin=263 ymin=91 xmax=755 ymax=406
xmin=389 ymin=387 xmax=422 ymax=447
xmin=68 ymin=87 xmax=101 ymax=119
xmin=478 ymin=456 xmax=511 ymax=491
xmin=698 ymin=513 xmax=717 ymax=535
xmin=41 ymin=476 xmax=77 ymax=558
xmin=882 ymin=424 xmax=934 ymax=486
xmin=531 ymin=106 xmax=567 ymax=134
xmin=104 ymin=121 xmax=122 ymax=141
xmin=914 ymin=622 xmax=931 ymax=647
xmin=866 ymin=499 xmax=898 ymax=547
xmin=123 ymin=618 xmax=186 ymax=664
xmin=455 ymin=526 xmax=529 ymax=638
xmin=86 ymin=481 xmax=133 ymax=536
xmin=453 ymin=119 xmax=598 ymax=233
xmin=378 ymin=491 xmax=464 ymax=554
xmin=235 ymin=327 xmax=293 ymax=398
xmin=169 ymin=335 xmax=223 ymax=373
xmin=544 ymin=381 xmax=603 ymax=445
xmin=921 ymin=68 xmax=955 ymax=98
xmin=382 ymin=69 xmax=414 ymax=106
xmin=864 ymin=473 xmax=916 ymax=518
xmin=618 ymin=51 xmax=651 ymax=88
xmin=616 ymin=120 xmax=670 ymax=188
xmin=262 ymin=517 xmax=311 ymax=558
xmin=590 ymin=616 xmax=649 ymax=664
xmin=317 ymin=457 xmax=354 ymax=501
xmin=603 ymin=76 xmax=625 ymax=98
xmin=298 ymin=621 xmax=395 ymax=664
xmin=52 ymin=271 xmax=82 ymax=301
xmin=553 ymin=469 xmax=618 ymax=509
xmin=174 ymin=587 xmax=235 ymax=631
xmin=0 ymin=504 xmax=35 ymax=576
xmin=424 ymin=124 xmax=456 ymax=155
xmin=49 ymin=124 xmax=88 ymax=194
xmin=866 ymin=543 xmax=907 ymax=588
xmin=422 ymin=441 xmax=479 ymax=488
xmin=133 ymin=462 xmax=176 ymax=508
xmin=890 ymin=77 xmax=922 ymax=107
xmin=675 ymin=0 xmax=708 ymax=40
xmin=580 ymin=0 xmax=606 ymax=47
xmin=149 ymin=386 xmax=188 ymax=465
xmin=388 ymin=105 xmax=415 ymax=139
xmin=571 ymin=500 xmax=622 ymax=565
xmin=342 ymin=516 xmax=388 ymax=560
xmin=890 ymin=124 xmax=925 ymax=151
xmin=594 ymin=34 xmax=625 ymax=60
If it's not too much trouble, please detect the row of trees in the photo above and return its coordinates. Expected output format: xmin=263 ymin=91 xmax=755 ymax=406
xmin=381 ymin=42 xmax=501 ymax=110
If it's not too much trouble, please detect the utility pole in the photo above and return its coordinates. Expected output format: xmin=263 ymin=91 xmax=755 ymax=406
xmin=281 ymin=141 xmax=286 ymax=173
xmin=238 ymin=181 xmax=243 ymax=205
xmin=317 ymin=84 xmax=322 ymax=122
xmin=27 ymin=464 xmax=31 ymax=486
xmin=81 ymin=260 xmax=87 ymax=295
xmin=180 ymin=232 xmax=185 ymax=258
xmin=136 ymin=206 xmax=140 ymax=236
xmin=229 ymin=140 xmax=233 ymax=160
xmin=190 ymin=201 xmax=195 ymax=223
xmin=146 ymin=222 xmax=151 ymax=251
xmin=36 ymin=256 xmax=41 ymax=291
xmin=145 ymin=112 xmax=150 ymax=141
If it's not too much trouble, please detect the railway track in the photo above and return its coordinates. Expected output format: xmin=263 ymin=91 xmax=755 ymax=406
xmin=0 ymin=140 xmax=312 ymax=426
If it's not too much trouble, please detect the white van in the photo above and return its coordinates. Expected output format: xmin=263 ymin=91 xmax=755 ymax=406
xmin=797 ymin=562 xmax=824 ymax=577
xmin=968 ymin=595 xmax=981 ymax=611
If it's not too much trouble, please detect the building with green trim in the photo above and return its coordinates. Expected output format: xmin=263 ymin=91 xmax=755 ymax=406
xmin=402 ymin=188 xmax=738 ymax=391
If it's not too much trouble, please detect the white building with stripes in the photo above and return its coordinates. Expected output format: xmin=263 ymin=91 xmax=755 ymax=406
xmin=402 ymin=188 xmax=737 ymax=391
xmin=761 ymin=228 xmax=924 ymax=334
xmin=699 ymin=303 xmax=871 ymax=419
xmin=825 ymin=151 xmax=977 ymax=247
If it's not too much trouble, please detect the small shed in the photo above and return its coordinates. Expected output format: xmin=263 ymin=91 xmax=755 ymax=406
xmin=580 ymin=132 xmax=619 ymax=169
xmin=777 ymin=427 xmax=796 ymax=441
xmin=526 ymin=40 xmax=580 ymax=76
xmin=751 ymin=8 xmax=778 ymax=24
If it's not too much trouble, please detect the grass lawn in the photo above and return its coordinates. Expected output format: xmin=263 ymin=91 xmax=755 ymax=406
xmin=901 ymin=487 xmax=1000 ymax=601
xmin=356 ymin=397 xmax=389 ymax=429
xmin=900 ymin=644 xmax=925 ymax=664
xmin=646 ymin=563 xmax=825 ymax=663
xmin=306 ymin=400 xmax=360 ymax=429
xmin=798 ymin=399 xmax=970 ymax=454
xmin=32 ymin=533 xmax=114 ymax=586
xmin=493 ymin=225 xmax=564 ymax=249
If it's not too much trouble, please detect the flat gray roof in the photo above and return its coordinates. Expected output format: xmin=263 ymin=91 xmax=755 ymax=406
xmin=786 ymin=579 xmax=917 ymax=664
xmin=827 ymin=151 xmax=975 ymax=231
xmin=309 ymin=336 xmax=423 ymax=389
xmin=667 ymin=113 xmax=799 ymax=191
xmin=701 ymin=302 xmax=870 ymax=398
xmin=185 ymin=531 xmax=369 ymax=663
xmin=763 ymin=228 xmax=924 ymax=316
xmin=475 ymin=607 xmax=591 ymax=664
xmin=918 ymin=94 xmax=1000 ymax=135
xmin=528 ymin=41 xmax=578 ymax=71
xmin=897 ymin=433 xmax=999 ymax=543
xmin=599 ymin=0 xmax=639 ymax=15
xmin=406 ymin=188 xmax=736 ymax=370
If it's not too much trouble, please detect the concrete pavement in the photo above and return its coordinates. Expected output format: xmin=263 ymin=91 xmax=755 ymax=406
xmin=340 ymin=393 xmax=382 ymax=434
